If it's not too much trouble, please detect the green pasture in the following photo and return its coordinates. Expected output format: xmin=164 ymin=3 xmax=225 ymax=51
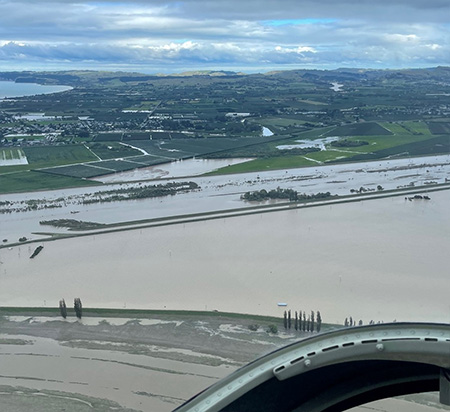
xmin=207 ymin=156 xmax=317 ymax=175
xmin=40 ymin=164 xmax=113 ymax=178
xmin=257 ymin=117 xmax=310 ymax=129
xmin=123 ymin=100 xmax=160 ymax=111
xmin=0 ymin=144 xmax=97 ymax=176
xmin=332 ymin=135 xmax=450 ymax=163
xmin=87 ymin=142 xmax=142 ymax=160
xmin=379 ymin=122 xmax=409 ymax=135
xmin=427 ymin=121 xmax=450 ymax=135
xmin=295 ymin=126 xmax=337 ymax=139
xmin=22 ymin=145 xmax=97 ymax=167
xmin=323 ymin=122 xmax=392 ymax=137
xmin=332 ymin=134 xmax=433 ymax=153
xmin=0 ymin=170 xmax=97 ymax=194
xmin=304 ymin=149 xmax=353 ymax=163
xmin=401 ymin=121 xmax=431 ymax=135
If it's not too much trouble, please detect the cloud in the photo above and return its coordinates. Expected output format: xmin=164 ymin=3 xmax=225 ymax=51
xmin=0 ymin=0 xmax=449 ymax=71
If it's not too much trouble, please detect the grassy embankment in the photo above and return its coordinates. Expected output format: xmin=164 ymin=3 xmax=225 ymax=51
xmin=0 ymin=306 xmax=340 ymax=332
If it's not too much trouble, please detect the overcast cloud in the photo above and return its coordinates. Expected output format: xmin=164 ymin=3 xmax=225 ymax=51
xmin=0 ymin=0 xmax=449 ymax=72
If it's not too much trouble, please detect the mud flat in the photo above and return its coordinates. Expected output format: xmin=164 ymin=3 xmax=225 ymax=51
xmin=0 ymin=310 xmax=305 ymax=411
xmin=0 ymin=311 xmax=447 ymax=411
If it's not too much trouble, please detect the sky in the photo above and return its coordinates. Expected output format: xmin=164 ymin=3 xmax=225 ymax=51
xmin=0 ymin=0 xmax=449 ymax=73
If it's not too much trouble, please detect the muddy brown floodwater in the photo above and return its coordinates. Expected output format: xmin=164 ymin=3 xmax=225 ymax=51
xmin=1 ymin=189 xmax=449 ymax=324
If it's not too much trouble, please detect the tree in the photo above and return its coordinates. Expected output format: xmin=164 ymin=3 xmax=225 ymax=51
xmin=295 ymin=311 xmax=298 ymax=331
xmin=283 ymin=311 xmax=288 ymax=329
xmin=316 ymin=311 xmax=322 ymax=333
xmin=59 ymin=299 xmax=67 ymax=319
xmin=306 ymin=315 xmax=311 ymax=332
xmin=310 ymin=311 xmax=315 ymax=333
xmin=288 ymin=310 xmax=292 ymax=329
xmin=302 ymin=311 xmax=307 ymax=331
xmin=74 ymin=298 xmax=82 ymax=319
xmin=344 ymin=317 xmax=349 ymax=327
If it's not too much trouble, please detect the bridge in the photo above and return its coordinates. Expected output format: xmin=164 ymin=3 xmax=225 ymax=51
xmin=174 ymin=323 xmax=450 ymax=412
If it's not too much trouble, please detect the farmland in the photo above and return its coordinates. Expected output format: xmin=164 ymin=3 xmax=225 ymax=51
xmin=0 ymin=67 xmax=450 ymax=192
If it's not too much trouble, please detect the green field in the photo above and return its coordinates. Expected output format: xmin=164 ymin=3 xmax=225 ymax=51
xmin=207 ymin=156 xmax=317 ymax=175
xmin=324 ymin=122 xmax=392 ymax=137
xmin=427 ymin=121 xmax=450 ymax=135
xmin=87 ymin=142 xmax=142 ymax=160
xmin=22 ymin=145 xmax=97 ymax=167
xmin=400 ymin=121 xmax=431 ymax=135
xmin=208 ymin=125 xmax=444 ymax=174
xmin=304 ymin=149 xmax=353 ymax=162
xmin=332 ymin=135 xmax=450 ymax=162
xmin=0 ymin=170 xmax=97 ymax=194
xmin=379 ymin=122 xmax=410 ymax=135
xmin=39 ymin=164 xmax=112 ymax=178
xmin=0 ymin=145 xmax=102 ymax=192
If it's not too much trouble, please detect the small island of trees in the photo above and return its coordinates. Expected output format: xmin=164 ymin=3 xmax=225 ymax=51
xmin=241 ymin=187 xmax=335 ymax=202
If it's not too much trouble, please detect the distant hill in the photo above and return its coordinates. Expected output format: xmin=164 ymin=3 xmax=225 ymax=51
xmin=0 ymin=67 xmax=449 ymax=87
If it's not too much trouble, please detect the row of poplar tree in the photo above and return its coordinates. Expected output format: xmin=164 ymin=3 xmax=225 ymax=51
xmin=283 ymin=310 xmax=322 ymax=333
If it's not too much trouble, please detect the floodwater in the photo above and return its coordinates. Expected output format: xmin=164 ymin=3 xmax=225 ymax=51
xmin=262 ymin=126 xmax=274 ymax=136
xmin=1 ymin=188 xmax=449 ymax=324
xmin=1 ymin=154 xmax=449 ymax=242
xmin=0 ymin=334 xmax=228 ymax=411
xmin=277 ymin=136 xmax=339 ymax=150
xmin=93 ymin=157 xmax=254 ymax=183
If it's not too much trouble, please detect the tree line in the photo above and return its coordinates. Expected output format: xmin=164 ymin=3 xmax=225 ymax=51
xmin=283 ymin=310 xmax=323 ymax=333
xmin=241 ymin=187 xmax=334 ymax=202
